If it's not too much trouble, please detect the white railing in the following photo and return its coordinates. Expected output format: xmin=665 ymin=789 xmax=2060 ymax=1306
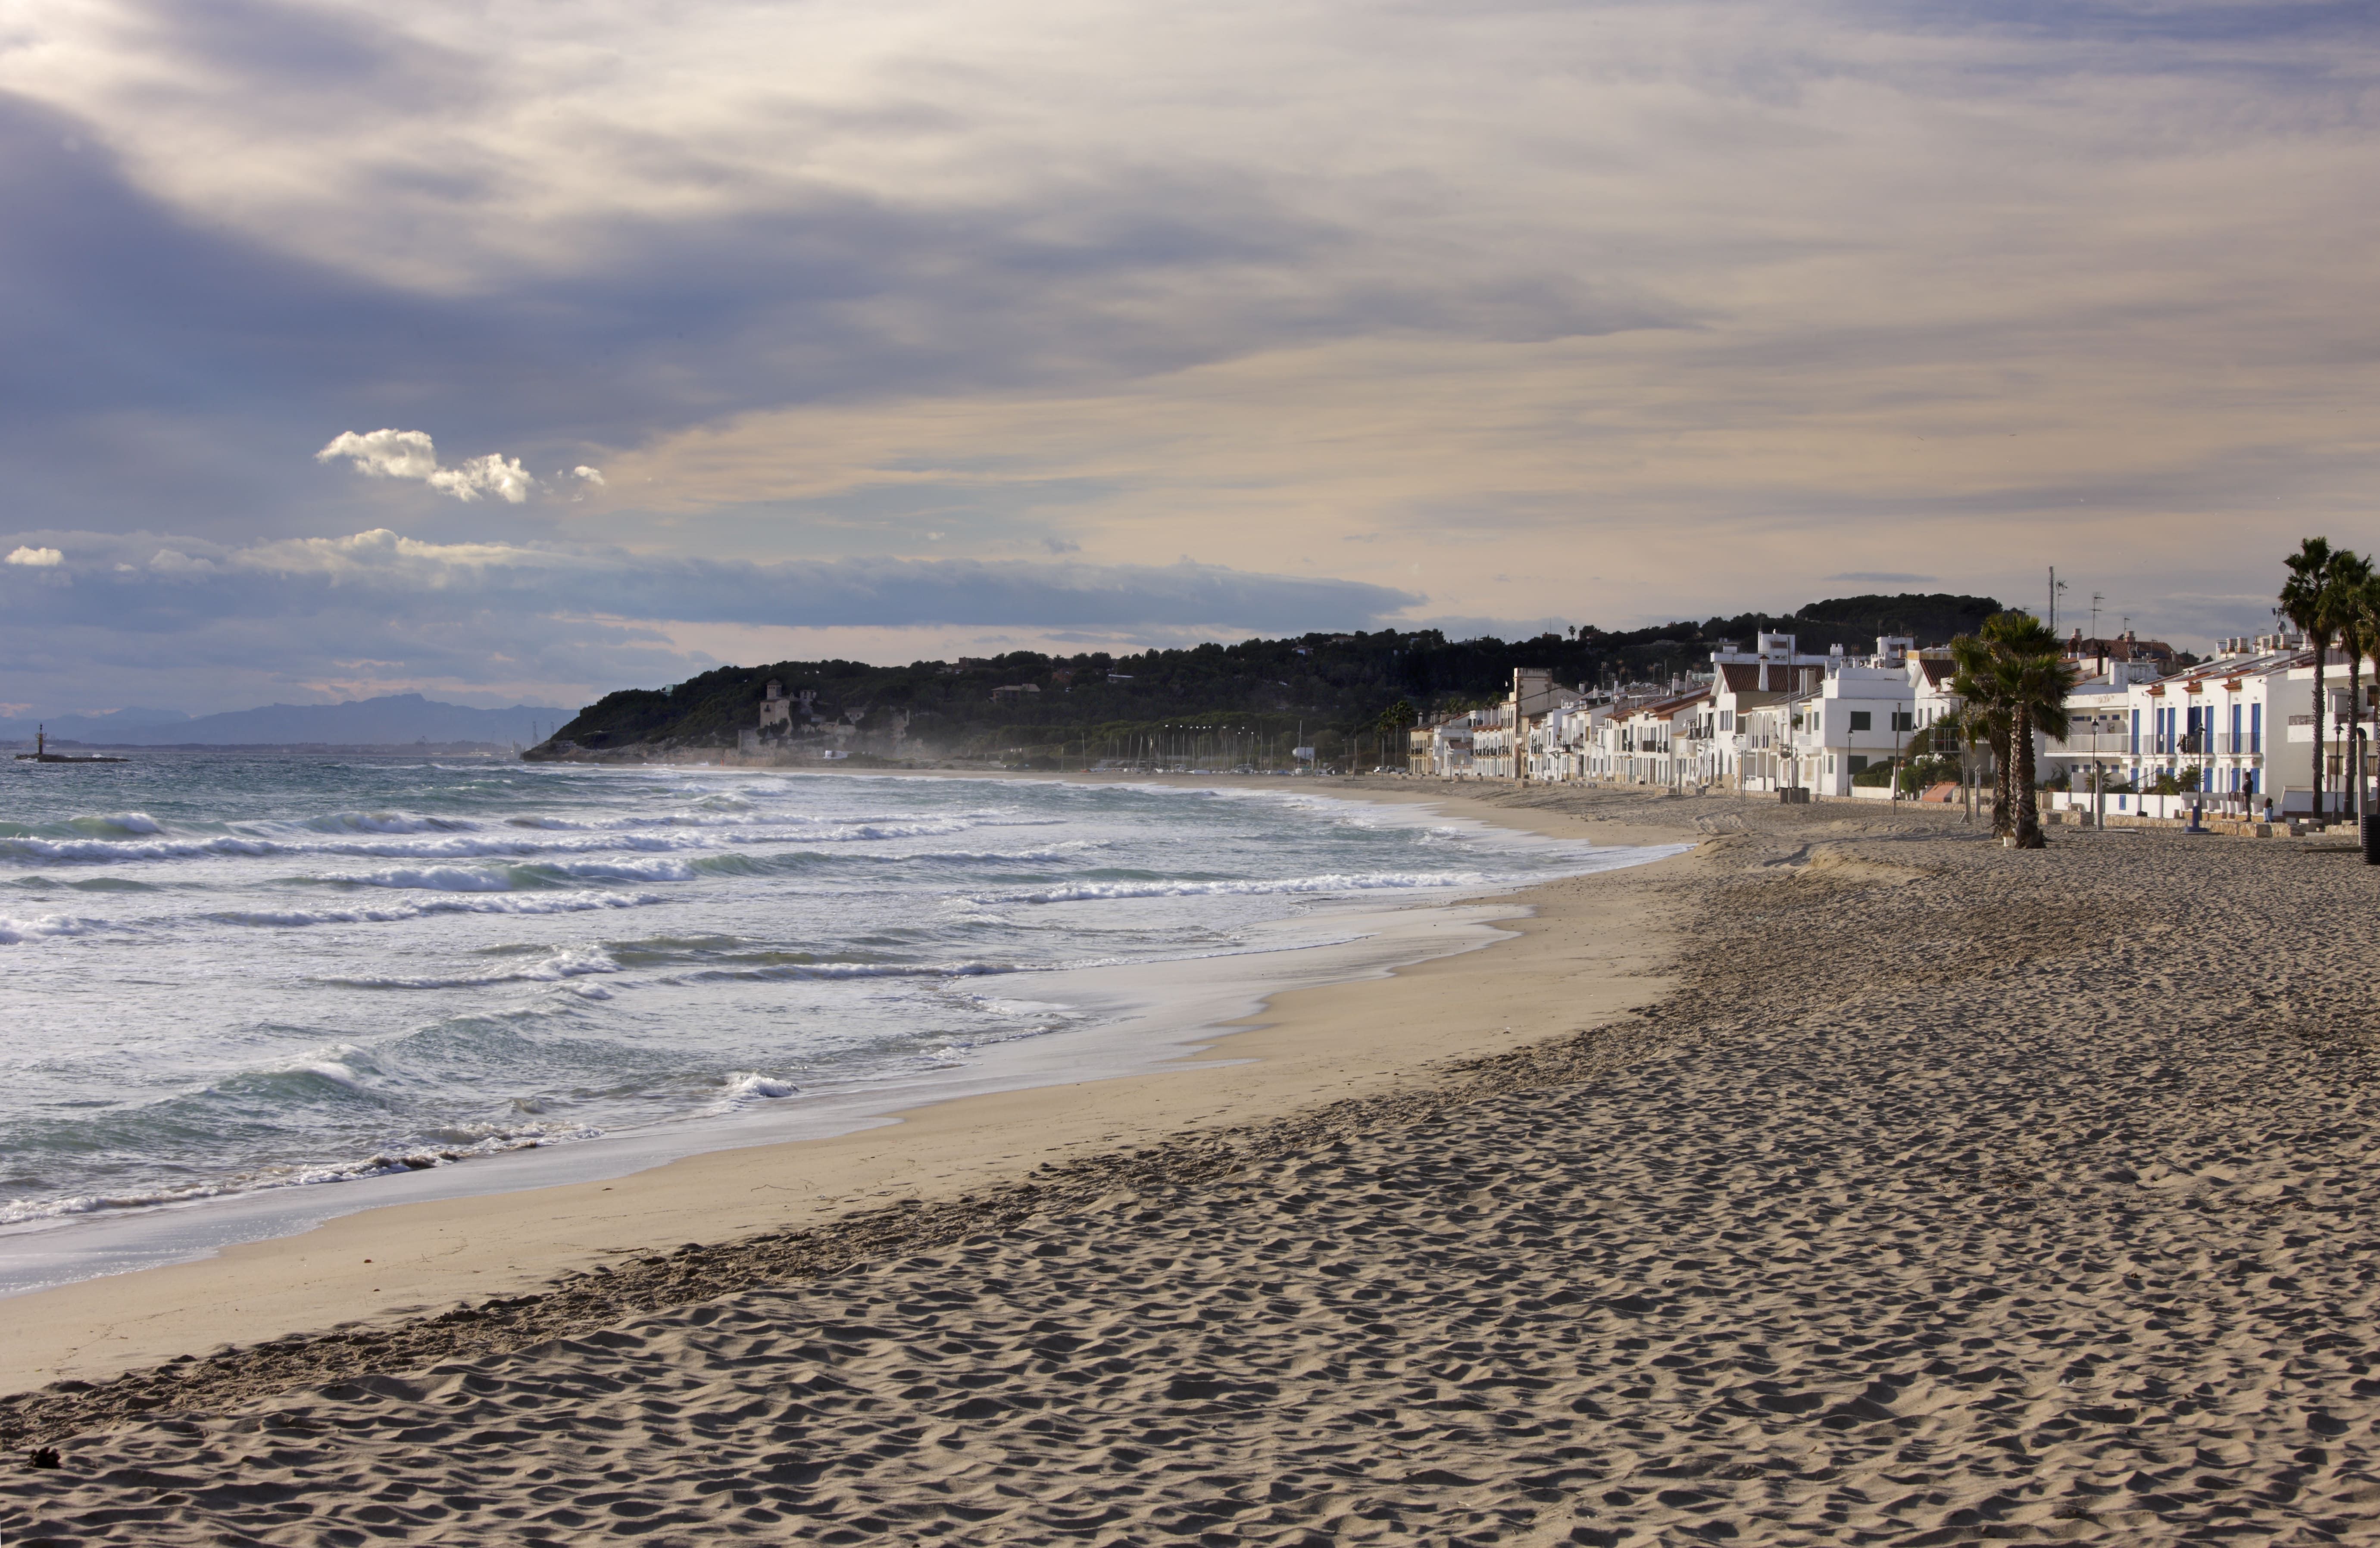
xmin=2052 ymin=732 xmax=2264 ymax=758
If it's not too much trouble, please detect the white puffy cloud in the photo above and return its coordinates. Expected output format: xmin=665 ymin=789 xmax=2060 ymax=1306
xmin=5 ymin=546 xmax=63 ymax=567
xmin=315 ymin=429 xmax=534 ymax=503
xmin=314 ymin=428 xmax=438 ymax=481
xmin=428 ymin=452 xmax=534 ymax=504
xmin=572 ymin=466 xmax=604 ymax=485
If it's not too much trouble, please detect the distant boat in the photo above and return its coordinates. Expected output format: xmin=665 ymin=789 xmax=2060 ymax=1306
xmin=13 ymin=727 xmax=130 ymax=765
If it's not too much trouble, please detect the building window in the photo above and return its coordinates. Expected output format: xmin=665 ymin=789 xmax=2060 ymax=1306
xmin=1848 ymin=755 xmax=1870 ymax=774
xmin=1849 ymin=711 xmax=1871 ymax=732
xmin=1890 ymin=712 xmax=1913 ymax=732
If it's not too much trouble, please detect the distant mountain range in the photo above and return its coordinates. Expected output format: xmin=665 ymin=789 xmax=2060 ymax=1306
xmin=3 ymin=694 xmax=572 ymax=748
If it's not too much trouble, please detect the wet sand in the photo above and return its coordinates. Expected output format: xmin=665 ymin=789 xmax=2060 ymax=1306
xmin=0 ymin=782 xmax=1693 ymax=1398
xmin=10 ymin=783 xmax=2380 ymax=1545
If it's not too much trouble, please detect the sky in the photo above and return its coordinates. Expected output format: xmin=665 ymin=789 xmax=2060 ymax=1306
xmin=1 ymin=0 xmax=2374 ymax=715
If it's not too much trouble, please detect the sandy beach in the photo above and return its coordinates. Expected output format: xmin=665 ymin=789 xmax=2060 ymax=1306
xmin=10 ymin=779 xmax=2380 ymax=1545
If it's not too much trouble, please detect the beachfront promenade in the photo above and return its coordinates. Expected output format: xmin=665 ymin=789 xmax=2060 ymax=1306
xmin=9 ymin=783 xmax=2380 ymax=1545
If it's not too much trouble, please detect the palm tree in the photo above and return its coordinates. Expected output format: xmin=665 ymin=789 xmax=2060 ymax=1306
xmin=2314 ymin=552 xmax=2368 ymax=818
xmin=2003 ymin=641 xmax=2080 ymax=847
xmin=1950 ymin=612 xmax=2077 ymax=847
xmin=1377 ymin=699 xmax=1418 ymax=773
xmin=2345 ymin=560 xmax=2380 ymax=816
xmin=2280 ymin=537 xmax=2337 ymax=818
xmin=1947 ymin=636 xmax=2015 ymax=836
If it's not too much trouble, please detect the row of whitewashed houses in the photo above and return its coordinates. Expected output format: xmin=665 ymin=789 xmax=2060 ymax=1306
xmin=1412 ymin=630 xmax=2368 ymax=817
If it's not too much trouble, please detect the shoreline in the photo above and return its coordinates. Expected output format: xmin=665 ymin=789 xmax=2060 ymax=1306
xmin=21 ymin=783 xmax=2380 ymax=1542
xmin=0 ymin=777 xmax=1704 ymax=1399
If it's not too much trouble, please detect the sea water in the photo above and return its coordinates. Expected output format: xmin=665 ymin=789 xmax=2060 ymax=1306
xmin=0 ymin=756 xmax=1663 ymax=1282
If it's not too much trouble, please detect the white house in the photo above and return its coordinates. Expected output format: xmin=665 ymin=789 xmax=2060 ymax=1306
xmin=1702 ymin=634 xmax=1833 ymax=788
xmin=1793 ymin=640 xmax=1921 ymax=795
xmin=1424 ymin=714 xmax=1477 ymax=777
xmin=2042 ymin=635 xmax=2314 ymax=818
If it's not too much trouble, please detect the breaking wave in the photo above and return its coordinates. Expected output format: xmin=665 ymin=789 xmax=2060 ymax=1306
xmin=2 ymin=758 xmax=1654 ymax=1275
xmin=210 ymin=891 xmax=666 ymax=927
xmin=985 ymin=870 xmax=1492 ymax=905
xmin=0 ymin=1122 xmax=603 ymax=1227
xmin=327 ymin=946 xmax=622 ymax=989
xmin=0 ymin=913 xmax=121 ymax=945
xmin=334 ymin=857 xmax=699 ymax=890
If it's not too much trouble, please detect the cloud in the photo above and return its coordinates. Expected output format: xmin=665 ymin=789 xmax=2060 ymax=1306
xmin=0 ymin=0 xmax=2372 ymax=699
xmin=316 ymin=429 xmax=534 ymax=502
xmin=193 ymin=528 xmax=1421 ymax=630
xmin=315 ymin=428 xmax=436 ymax=481
xmin=572 ymin=465 xmax=604 ymax=484
xmin=0 ymin=527 xmax=1422 ymax=713
xmin=5 ymin=546 xmax=63 ymax=567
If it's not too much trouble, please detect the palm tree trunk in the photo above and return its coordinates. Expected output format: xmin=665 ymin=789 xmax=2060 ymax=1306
xmin=2313 ymin=640 xmax=2328 ymax=820
xmin=1992 ymin=727 xmax=2013 ymax=837
xmin=2349 ymin=649 xmax=2364 ymax=820
xmin=2014 ymin=702 xmax=2045 ymax=847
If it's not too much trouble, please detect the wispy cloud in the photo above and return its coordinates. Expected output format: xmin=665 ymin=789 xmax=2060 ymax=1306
xmin=0 ymin=527 xmax=1421 ymax=713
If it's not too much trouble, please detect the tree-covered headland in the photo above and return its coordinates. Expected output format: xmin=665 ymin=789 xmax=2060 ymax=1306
xmin=534 ymin=592 xmax=2003 ymax=768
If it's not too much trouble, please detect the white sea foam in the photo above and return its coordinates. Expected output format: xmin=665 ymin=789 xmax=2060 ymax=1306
xmin=335 ymin=856 xmax=697 ymax=890
xmin=330 ymin=946 xmax=622 ymax=989
xmin=2 ymin=829 xmax=725 ymax=865
xmin=531 ymin=856 xmax=700 ymax=883
xmin=987 ymin=870 xmax=1490 ymax=905
xmin=69 ymin=811 xmax=165 ymax=836
xmin=2 ymin=761 xmax=1658 ymax=1276
xmin=1 ymin=833 xmax=280 ymax=862
xmin=301 ymin=811 xmax=481 ymax=835
xmin=345 ymin=863 xmax=518 ymax=892
xmin=0 ymin=912 xmax=121 ymax=944
xmin=211 ymin=890 xmax=667 ymax=927
xmin=0 ymin=1123 xmax=603 ymax=1227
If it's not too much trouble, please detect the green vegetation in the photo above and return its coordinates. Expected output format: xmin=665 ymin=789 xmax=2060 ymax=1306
xmin=2280 ymin=536 xmax=2380 ymax=820
xmin=2280 ymin=538 xmax=2341 ymax=817
xmin=540 ymin=592 xmax=2005 ymax=763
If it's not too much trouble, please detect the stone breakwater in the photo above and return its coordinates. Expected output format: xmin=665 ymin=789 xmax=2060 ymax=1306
xmin=10 ymin=788 xmax=2380 ymax=1546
